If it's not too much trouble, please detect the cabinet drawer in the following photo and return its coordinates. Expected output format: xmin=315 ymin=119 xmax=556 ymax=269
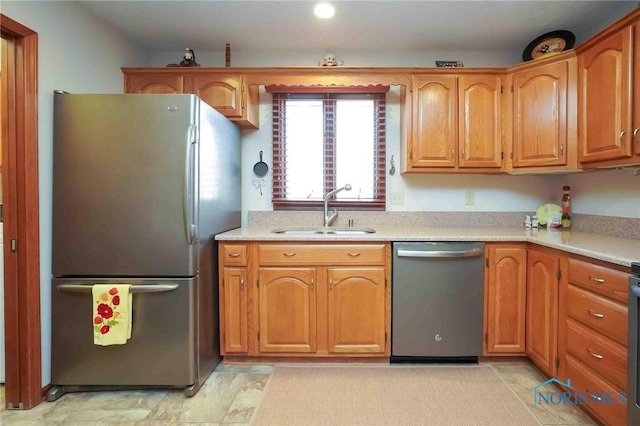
xmin=258 ymin=244 xmax=386 ymax=266
xmin=222 ymin=244 xmax=247 ymax=266
xmin=565 ymin=318 xmax=627 ymax=389
xmin=568 ymin=258 xmax=629 ymax=303
xmin=564 ymin=355 xmax=627 ymax=426
xmin=567 ymin=285 xmax=627 ymax=346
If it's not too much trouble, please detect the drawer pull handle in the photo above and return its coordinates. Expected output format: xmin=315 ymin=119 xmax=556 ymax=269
xmin=348 ymin=252 xmax=361 ymax=257
xmin=587 ymin=349 xmax=604 ymax=359
xmin=283 ymin=252 xmax=296 ymax=257
xmin=228 ymin=252 xmax=241 ymax=258
xmin=588 ymin=309 xmax=604 ymax=318
xmin=588 ymin=275 xmax=605 ymax=283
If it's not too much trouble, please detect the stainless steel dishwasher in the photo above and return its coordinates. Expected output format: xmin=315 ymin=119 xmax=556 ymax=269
xmin=392 ymin=242 xmax=484 ymax=362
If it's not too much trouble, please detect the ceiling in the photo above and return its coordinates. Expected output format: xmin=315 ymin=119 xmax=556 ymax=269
xmin=78 ymin=1 xmax=636 ymax=54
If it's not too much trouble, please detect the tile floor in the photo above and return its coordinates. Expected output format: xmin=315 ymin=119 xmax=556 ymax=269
xmin=0 ymin=361 xmax=596 ymax=425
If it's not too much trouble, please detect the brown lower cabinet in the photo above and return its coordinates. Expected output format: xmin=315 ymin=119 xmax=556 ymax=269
xmin=221 ymin=240 xmax=631 ymax=425
xmin=484 ymin=243 xmax=527 ymax=355
xmin=526 ymin=246 xmax=561 ymax=378
xmin=219 ymin=242 xmax=390 ymax=358
xmin=557 ymin=256 xmax=631 ymax=426
xmin=258 ymin=267 xmax=317 ymax=353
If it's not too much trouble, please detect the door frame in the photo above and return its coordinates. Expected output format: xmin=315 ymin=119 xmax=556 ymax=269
xmin=1 ymin=14 xmax=41 ymax=410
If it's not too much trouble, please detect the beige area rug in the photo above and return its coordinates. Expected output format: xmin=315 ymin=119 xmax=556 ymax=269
xmin=251 ymin=365 xmax=541 ymax=426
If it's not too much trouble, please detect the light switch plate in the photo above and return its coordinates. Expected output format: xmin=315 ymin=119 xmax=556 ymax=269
xmin=391 ymin=191 xmax=404 ymax=205
xmin=465 ymin=190 xmax=475 ymax=205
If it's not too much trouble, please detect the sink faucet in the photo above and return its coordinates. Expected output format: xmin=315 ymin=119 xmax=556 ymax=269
xmin=323 ymin=184 xmax=352 ymax=227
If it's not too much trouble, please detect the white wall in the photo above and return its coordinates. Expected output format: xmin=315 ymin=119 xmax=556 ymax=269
xmin=557 ymin=169 xmax=640 ymax=218
xmin=150 ymin=49 xmax=519 ymax=68
xmin=1 ymin=0 xmax=148 ymax=386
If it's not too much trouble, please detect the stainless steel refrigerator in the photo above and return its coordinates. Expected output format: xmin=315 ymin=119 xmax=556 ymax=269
xmin=48 ymin=93 xmax=240 ymax=401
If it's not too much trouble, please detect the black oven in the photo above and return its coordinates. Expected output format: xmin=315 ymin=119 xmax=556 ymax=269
xmin=629 ymin=262 xmax=640 ymax=425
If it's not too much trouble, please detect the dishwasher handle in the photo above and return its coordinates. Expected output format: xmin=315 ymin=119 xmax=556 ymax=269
xmin=396 ymin=248 xmax=484 ymax=258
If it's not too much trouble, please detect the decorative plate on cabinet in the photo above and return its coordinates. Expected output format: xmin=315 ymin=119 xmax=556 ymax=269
xmin=522 ymin=30 xmax=575 ymax=62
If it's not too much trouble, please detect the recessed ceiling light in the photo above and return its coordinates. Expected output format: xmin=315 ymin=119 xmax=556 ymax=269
xmin=314 ymin=3 xmax=335 ymax=19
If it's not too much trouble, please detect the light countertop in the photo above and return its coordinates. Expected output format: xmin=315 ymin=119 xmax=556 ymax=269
xmin=215 ymin=225 xmax=640 ymax=267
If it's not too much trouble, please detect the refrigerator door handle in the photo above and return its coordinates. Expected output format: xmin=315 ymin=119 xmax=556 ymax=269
xmin=183 ymin=125 xmax=197 ymax=245
xmin=56 ymin=283 xmax=180 ymax=293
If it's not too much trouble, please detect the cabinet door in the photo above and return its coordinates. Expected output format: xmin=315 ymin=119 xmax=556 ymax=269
xmin=258 ymin=268 xmax=317 ymax=353
xmin=124 ymin=74 xmax=182 ymax=94
xmin=327 ymin=267 xmax=386 ymax=354
xmin=579 ymin=26 xmax=633 ymax=163
xmin=411 ymin=75 xmax=457 ymax=168
xmin=458 ymin=75 xmax=502 ymax=168
xmin=222 ymin=267 xmax=247 ymax=353
xmin=485 ymin=245 xmax=527 ymax=354
xmin=183 ymin=75 xmax=243 ymax=118
xmin=526 ymin=249 xmax=559 ymax=377
xmin=634 ymin=22 xmax=640 ymax=159
xmin=513 ymin=61 xmax=570 ymax=167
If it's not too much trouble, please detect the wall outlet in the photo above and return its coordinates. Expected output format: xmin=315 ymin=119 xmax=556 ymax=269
xmin=391 ymin=191 xmax=404 ymax=205
xmin=465 ymin=190 xmax=475 ymax=205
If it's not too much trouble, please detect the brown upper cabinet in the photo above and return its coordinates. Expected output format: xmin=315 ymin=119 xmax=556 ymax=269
xmin=406 ymin=74 xmax=502 ymax=172
xmin=183 ymin=74 xmax=258 ymax=127
xmin=506 ymin=54 xmax=578 ymax=171
xmin=576 ymin=11 xmax=640 ymax=167
xmin=123 ymin=69 xmax=259 ymax=129
xmin=578 ymin=26 xmax=633 ymax=165
xmin=125 ymin=73 xmax=182 ymax=94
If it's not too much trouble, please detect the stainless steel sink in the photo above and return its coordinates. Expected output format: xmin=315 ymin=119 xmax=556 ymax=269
xmin=271 ymin=227 xmax=376 ymax=235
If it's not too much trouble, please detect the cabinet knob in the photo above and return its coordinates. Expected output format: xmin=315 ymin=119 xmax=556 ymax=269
xmin=240 ymin=278 xmax=245 ymax=290
xmin=310 ymin=278 xmax=314 ymax=289
xmin=634 ymin=128 xmax=640 ymax=143
xmin=560 ymin=144 xmax=564 ymax=155
xmin=620 ymin=131 xmax=626 ymax=145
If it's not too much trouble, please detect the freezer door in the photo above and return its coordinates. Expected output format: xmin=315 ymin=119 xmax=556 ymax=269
xmin=53 ymin=94 xmax=199 ymax=277
xmin=51 ymin=277 xmax=198 ymax=387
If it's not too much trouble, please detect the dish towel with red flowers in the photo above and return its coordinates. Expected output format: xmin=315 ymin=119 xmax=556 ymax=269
xmin=92 ymin=284 xmax=132 ymax=345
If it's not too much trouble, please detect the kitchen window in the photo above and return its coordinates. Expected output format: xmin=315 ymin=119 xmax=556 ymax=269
xmin=269 ymin=87 xmax=387 ymax=210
